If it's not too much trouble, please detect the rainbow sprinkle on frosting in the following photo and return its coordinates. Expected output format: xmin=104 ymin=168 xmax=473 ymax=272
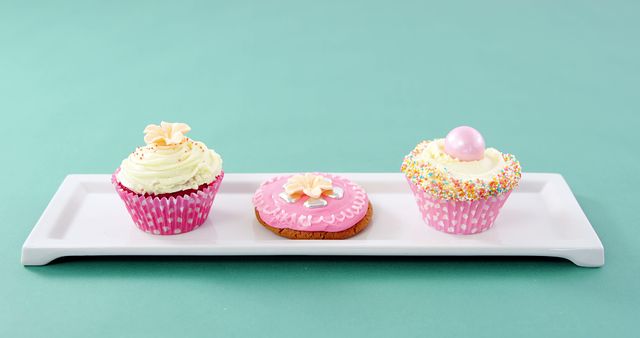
xmin=401 ymin=140 xmax=522 ymax=201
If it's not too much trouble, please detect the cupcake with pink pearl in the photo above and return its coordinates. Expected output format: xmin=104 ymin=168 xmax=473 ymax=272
xmin=401 ymin=126 xmax=521 ymax=234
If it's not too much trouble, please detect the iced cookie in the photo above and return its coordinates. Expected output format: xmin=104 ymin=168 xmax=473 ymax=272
xmin=252 ymin=173 xmax=372 ymax=239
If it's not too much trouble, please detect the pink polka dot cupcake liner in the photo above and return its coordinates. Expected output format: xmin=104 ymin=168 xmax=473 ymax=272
xmin=112 ymin=171 xmax=224 ymax=235
xmin=406 ymin=178 xmax=512 ymax=235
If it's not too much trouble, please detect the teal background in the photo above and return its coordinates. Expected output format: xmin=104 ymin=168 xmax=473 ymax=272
xmin=1 ymin=0 xmax=638 ymax=337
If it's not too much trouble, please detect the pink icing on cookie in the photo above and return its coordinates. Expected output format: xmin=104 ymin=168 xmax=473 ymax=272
xmin=252 ymin=173 xmax=369 ymax=232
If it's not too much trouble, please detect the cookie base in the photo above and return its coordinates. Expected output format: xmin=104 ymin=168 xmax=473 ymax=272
xmin=255 ymin=202 xmax=373 ymax=240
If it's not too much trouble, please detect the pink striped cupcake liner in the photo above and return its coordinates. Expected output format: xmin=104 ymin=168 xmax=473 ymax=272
xmin=112 ymin=171 xmax=224 ymax=235
xmin=406 ymin=178 xmax=512 ymax=235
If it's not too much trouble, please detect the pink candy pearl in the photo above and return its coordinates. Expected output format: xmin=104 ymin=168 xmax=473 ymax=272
xmin=444 ymin=126 xmax=485 ymax=161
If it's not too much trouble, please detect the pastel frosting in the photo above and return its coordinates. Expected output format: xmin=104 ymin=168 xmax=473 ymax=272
xmin=253 ymin=173 xmax=369 ymax=232
xmin=401 ymin=138 xmax=521 ymax=201
xmin=116 ymin=122 xmax=223 ymax=195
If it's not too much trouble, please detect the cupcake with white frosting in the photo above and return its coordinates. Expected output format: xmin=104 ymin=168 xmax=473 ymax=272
xmin=401 ymin=126 xmax=521 ymax=234
xmin=112 ymin=121 xmax=224 ymax=235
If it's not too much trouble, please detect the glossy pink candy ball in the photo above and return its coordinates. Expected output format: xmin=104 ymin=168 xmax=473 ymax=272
xmin=444 ymin=126 xmax=485 ymax=161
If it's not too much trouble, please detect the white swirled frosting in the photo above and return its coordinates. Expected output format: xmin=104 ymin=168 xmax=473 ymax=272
xmin=417 ymin=139 xmax=506 ymax=181
xmin=116 ymin=122 xmax=223 ymax=195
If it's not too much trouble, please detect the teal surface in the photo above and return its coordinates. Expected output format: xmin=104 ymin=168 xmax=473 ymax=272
xmin=1 ymin=0 xmax=638 ymax=337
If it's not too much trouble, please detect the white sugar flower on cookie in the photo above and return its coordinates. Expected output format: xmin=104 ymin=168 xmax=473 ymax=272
xmin=284 ymin=173 xmax=333 ymax=199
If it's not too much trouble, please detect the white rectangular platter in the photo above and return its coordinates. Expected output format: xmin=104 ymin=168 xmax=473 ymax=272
xmin=21 ymin=173 xmax=604 ymax=267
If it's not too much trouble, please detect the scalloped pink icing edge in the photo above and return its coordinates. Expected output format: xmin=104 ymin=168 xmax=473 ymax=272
xmin=252 ymin=173 xmax=369 ymax=232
